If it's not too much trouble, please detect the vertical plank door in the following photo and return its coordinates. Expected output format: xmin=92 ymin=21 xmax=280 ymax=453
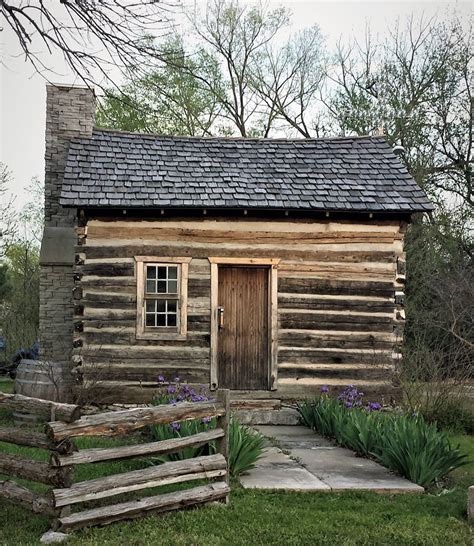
xmin=217 ymin=266 xmax=269 ymax=390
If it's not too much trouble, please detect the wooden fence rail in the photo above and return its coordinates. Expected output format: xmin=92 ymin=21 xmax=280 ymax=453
xmin=0 ymin=389 xmax=231 ymax=533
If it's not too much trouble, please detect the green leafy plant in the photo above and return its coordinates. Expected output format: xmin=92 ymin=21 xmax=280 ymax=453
xmin=149 ymin=377 xmax=265 ymax=476
xmin=228 ymin=418 xmax=266 ymax=477
xmin=373 ymin=414 xmax=469 ymax=488
xmin=298 ymin=386 xmax=469 ymax=487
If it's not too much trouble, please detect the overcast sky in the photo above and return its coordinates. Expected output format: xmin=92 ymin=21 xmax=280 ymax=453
xmin=0 ymin=0 xmax=470 ymax=208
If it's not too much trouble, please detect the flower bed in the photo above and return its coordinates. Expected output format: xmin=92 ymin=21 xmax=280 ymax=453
xmin=297 ymin=386 xmax=468 ymax=488
xmin=149 ymin=376 xmax=265 ymax=477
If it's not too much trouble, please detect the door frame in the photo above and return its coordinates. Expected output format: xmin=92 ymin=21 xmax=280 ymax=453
xmin=208 ymin=257 xmax=280 ymax=391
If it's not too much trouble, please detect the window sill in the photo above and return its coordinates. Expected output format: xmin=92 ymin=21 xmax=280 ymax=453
xmin=136 ymin=331 xmax=187 ymax=341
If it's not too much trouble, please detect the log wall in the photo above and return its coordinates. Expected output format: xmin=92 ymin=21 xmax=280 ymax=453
xmin=73 ymin=216 xmax=406 ymax=401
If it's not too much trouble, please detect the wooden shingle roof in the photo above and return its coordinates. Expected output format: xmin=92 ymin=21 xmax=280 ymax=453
xmin=60 ymin=129 xmax=433 ymax=213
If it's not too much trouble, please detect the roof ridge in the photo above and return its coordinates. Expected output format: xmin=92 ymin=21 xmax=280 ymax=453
xmin=92 ymin=127 xmax=385 ymax=143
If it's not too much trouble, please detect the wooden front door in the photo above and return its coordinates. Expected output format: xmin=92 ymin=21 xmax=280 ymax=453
xmin=217 ymin=266 xmax=269 ymax=390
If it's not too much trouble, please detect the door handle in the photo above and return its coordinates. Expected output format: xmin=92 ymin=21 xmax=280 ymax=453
xmin=217 ymin=306 xmax=224 ymax=330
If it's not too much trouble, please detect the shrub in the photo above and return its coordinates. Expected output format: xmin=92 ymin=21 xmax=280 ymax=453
xmin=297 ymin=386 xmax=468 ymax=488
xmin=149 ymin=376 xmax=265 ymax=476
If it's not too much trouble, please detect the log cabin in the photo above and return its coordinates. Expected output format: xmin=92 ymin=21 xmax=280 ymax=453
xmin=39 ymin=84 xmax=433 ymax=407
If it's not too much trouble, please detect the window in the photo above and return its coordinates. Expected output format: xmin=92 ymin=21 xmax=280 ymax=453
xmin=136 ymin=257 xmax=191 ymax=339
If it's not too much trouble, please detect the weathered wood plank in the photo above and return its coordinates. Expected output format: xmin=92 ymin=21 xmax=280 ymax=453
xmin=83 ymin=245 xmax=397 ymax=263
xmin=278 ymin=331 xmax=394 ymax=350
xmin=86 ymin=217 xmax=401 ymax=232
xmin=278 ymin=348 xmax=395 ymax=365
xmin=54 ymin=482 xmax=230 ymax=532
xmin=216 ymin=390 xmax=230 ymax=492
xmin=82 ymin=331 xmax=209 ymax=348
xmin=0 ymin=480 xmax=56 ymax=515
xmin=0 ymin=427 xmax=74 ymax=454
xmin=79 ymin=365 xmax=210 ymax=383
xmin=279 ymin=316 xmax=394 ymax=332
xmin=46 ymin=401 xmax=224 ymax=441
xmin=51 ymin=429 xmax=224 ymax=467
xmin=278 ymin=295 xmax=395 ymax=313
xmin=0 ymin=452 xmax=73 ymax=487
xmin=52 ymin=454 xmax=226 ymax=506
xmin=0 ymin=393 xmax=80 ymax=423
xmin=278 ymin=277 xmax=395 ymax=297
xmin=278 ymin=363 xmax=393 ymax=380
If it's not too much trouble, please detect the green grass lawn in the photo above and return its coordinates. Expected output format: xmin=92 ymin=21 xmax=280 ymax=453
xmin=0 ymin=378 xmax=473 ymax=545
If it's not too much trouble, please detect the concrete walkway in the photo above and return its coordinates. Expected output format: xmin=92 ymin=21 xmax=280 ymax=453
xmin=239 ymin=426 xmax=424 ymax=493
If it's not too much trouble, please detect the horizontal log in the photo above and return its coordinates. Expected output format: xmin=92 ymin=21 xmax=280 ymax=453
xmin=53 ymin=453 xmax=226 ymax=507
xmin=82 ymin=292 xmax=135 ymax=304
xmin=81 ymin=331 xmax=210 ymax=348
xmin=0 ymin=427 xmax=74 ymax=455
xmin=87 ymin=224 xmax=398 ymax=244
xmin=55 ymin=482 xmax=230 ymax=532
xmin=75 ymin=344 xmax=209 ymax=360
xmin=80 ymin=366 xmax=209 ymax=383
xmin=86 ymin=217 xmax=401 ymax=230
xmin=46 ymin=401 xmax=225 ymax=441
xmin=278 ymin=363 xmax=393 ymax=380
xmin=278 ymin=329 xmax=395 ymax=351
xmin=0 ymin=452 xmax=73 ymax=487
xmin=83 ymin=244 xmax=398 ymax=263
xmin=82 ymin=237 xmax=401 ymax=256
xmin=51 ymin=429 xmax=224 ymax=467
xmin=77 ymin=263 xmax=134 ymax=277
xmin=278 ymin=348 xmax=395 ymax=365
xmin=278 ymin=295 xmax=395 ymax=313
xmin=0 ymin=393 xmax=80 ymax=423
xmin=0 ymin=480 xmax=56 ymax=515
xmin=278 ymin=277 xmax=395 ymax=297
xmin=279 ymin=318 xmax=393 ymax=332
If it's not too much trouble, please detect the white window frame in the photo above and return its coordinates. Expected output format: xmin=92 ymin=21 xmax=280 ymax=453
xmin=135 ymin=256 xmax=191 ymax=340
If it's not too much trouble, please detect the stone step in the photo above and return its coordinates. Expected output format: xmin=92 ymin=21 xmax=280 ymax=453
xmin=233 ymin=408 xmax=299 ymax=426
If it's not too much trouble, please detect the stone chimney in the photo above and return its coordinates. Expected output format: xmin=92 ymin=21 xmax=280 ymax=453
xmin=39 ymin=84 xmax=95 ymax=402
xmin=44 ymin=84 xmax=95 ymax=226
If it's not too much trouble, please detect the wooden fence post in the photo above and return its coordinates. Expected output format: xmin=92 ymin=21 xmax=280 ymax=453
xmin=216 ymin=389 xmax=230 ymax=503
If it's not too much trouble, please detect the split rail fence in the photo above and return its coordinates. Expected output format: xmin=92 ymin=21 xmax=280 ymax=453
xmin=0 ymin=389 xmax=230 ymax=532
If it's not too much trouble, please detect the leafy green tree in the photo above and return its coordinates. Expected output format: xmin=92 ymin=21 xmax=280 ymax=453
xmin=97 ymin=36 xmax=223 ymax=136
xmin=0 ymin=175 xmax=43 ymax=362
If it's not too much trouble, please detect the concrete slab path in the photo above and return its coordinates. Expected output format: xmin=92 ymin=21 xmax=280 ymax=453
xmin=239 ymin=425 xmax=424 ymax=494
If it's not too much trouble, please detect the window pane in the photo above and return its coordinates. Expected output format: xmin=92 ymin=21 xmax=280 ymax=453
xmin=158 ymin=266 xmax=167 ymax=280
xmin=145 ymin=314 xmax=155 ymax=327
xmin=157 ymin=314 xmax=166 ymax=327
xmin=168 ymin=313 xmax=177 ymax=327
xmin=146 ymin=280 xmax=156 ymax=294
xmin=157 ymin=300 xmax=166 ymax=313
xmin=157 ymin=281 xmax=167 ymax=293
xmin=167 ymin=280 xmax=178 ymax=294
xmin=145 ymin=300 xmax=156 ymax=313
xmin=167 ymin=300 xmax=177 ymax=313
xmin=168 ymin=266 xmax=178 ymax=280
xmin=146 ymin=266 xmax=157 ymax=280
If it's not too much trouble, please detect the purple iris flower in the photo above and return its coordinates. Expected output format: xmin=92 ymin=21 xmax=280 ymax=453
xmin=170 ymin=422 xmax=181 ymax=431
xmin=202 ymin=417 xmax=212 ymax=424
xmin=168 ymin=399 xmax=177 ymax=405
xmin=158 ymin=375 xmax=165 ymax=383
xmin=345 ymin=401 xmax=353 ymax=408
xmin=320 ymin=385 xmax=329 ymax=393
xmin=174 ymin=377 xmax=181 ymax=383
xmin=369 ymin=402 xmax=381 ymax=411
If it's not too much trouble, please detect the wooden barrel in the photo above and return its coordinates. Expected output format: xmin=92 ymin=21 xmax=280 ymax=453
xmin=14 ymin=359 xmax=67 ymax=423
